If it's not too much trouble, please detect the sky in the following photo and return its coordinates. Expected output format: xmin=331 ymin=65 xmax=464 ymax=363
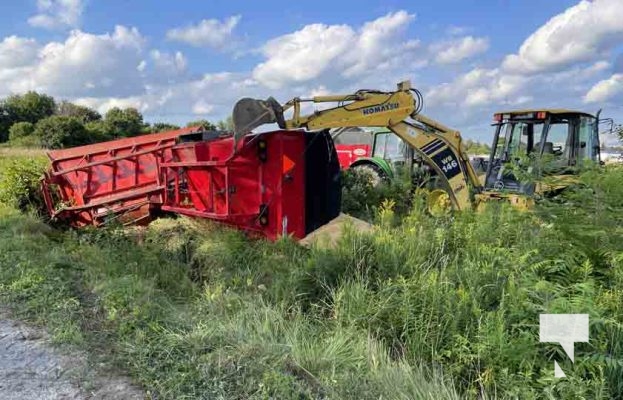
xmin=0 ymin=0 xmax=622 ymax=142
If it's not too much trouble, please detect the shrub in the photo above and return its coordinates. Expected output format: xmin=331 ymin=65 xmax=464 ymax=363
xmin=9 ymin=121 xmax=35 ymax=140
xmin=85 ymin=120 xmax=114 ymax=143
xmin=0 ymin=157 xmax=48 ymax=211
xmin=341 ymin=166 xmax=413 ymax=222
xmin=34 ymin=115 xmax=90 ymax=149
xmin=8 ymin=122 xmax=40 ymax=147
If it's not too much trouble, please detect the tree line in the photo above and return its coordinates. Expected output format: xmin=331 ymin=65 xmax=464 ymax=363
xmin=0 ymin=91 xmax=233 ymax=149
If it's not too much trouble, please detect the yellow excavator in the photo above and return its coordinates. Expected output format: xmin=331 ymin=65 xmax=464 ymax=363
xmin=231 ymin=81 xmax=600 ymax=212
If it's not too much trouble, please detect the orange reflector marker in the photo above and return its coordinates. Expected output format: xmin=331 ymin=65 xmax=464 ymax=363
xmin=282 ymin=155 xmax=295 ymax=173
xmin=536 ymin=111 xmax=547 ymax=119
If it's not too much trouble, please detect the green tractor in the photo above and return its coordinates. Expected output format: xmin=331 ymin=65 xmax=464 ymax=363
xmin=331 ymin=127 xmax=414 ymax=185
xmin=331 ymin=127 xmax=488 ymax=187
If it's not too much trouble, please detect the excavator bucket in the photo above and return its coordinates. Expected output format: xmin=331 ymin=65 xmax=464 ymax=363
xmin=232 ymin=96 xmax=285 ymax=143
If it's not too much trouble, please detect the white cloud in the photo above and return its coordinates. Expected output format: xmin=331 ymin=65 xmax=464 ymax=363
xmin=502 ymin=0 xmax=623 ymax=74
xmin=0 ymin=36 xmax=39 ymax=68
xmin=426 ymin=58 xmax=612 ymax=112
xmin=3 ymin=4 xmax=622 ymax=140
xmin=166 ymin=16 xmax=241 ymax=49
xmin=253 ymin=23 xmax=354 ymax=88
xmin=192 ymin=100 xmax=214 ymax=115
xmin=145 ymin=50 xmax=188 ymax=84
xmin=74 ymin=96 xmax=149 ymax=114
xmin=584 ymin=73 xmax=623 ymax=103
xmin=252 ymin=11 xmax=420 ymax=89
xmin=431 ymin=36 xmax=489 ymax=64
xmin=422 ymin=0 xmax=623 ymax=129
xmin=98 ymin=72 xmax=258 ymax=122
xmin=9 ymin=26 xmax=146 ymax=98
xmin=28 ymin=0 xmax=84 ymax=30
xmin=446 ymin=25 xmax=470 ymax=36
xmin=340 ymin=11 xmax=417 ymax=78
xmin=426 ymin=68 xmax=528 ymax=108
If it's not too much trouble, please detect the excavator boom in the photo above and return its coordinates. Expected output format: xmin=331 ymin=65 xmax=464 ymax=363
xmin=232 ymin=81 xmax=482 ymax=210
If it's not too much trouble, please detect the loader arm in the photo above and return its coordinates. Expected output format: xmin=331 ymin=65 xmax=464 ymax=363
xmin=232 ymin=81 xmax=481 ymax=210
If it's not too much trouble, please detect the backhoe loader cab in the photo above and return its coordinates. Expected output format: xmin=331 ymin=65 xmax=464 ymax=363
xmin=484 ymin=109 xmax=600 ymax=195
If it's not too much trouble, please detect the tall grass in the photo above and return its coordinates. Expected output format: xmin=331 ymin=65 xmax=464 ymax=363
xmin=0 ymin=152 xmax=622 ymax=398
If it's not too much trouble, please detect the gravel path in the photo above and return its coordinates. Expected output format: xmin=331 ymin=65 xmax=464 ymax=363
xmin=0 ymin=315 xmax=144 ymax=400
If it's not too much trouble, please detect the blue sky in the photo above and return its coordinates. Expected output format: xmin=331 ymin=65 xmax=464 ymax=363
xmin=0 ymin=0 xmax=622 ymax=142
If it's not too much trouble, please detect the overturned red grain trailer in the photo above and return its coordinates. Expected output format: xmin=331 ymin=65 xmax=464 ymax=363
xmin=41 ymin=127 xmax=341 ymax=240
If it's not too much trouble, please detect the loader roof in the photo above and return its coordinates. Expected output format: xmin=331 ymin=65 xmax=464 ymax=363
xmin=494 ymin=109 xmax=596 ymax=118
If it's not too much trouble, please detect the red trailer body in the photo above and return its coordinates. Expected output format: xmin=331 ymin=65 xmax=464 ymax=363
xmin=41 ymin=127 xmax=341 ymax=241
xmin=161 ymin=130 xmax=308 ymax=240
xmin=42 ymin=127 xmax=203 ymax=226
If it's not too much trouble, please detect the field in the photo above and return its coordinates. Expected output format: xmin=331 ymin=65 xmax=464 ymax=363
xmin=1 ymin=148 xmax=623 ymax=399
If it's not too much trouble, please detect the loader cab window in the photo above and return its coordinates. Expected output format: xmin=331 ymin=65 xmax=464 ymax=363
xmin=578 ymin=116 xmax=599 ymax=163
xmin=332 ymin=128 xmax=374 ymax=146
xmin=541 ymin=114 xmax=599 ymax=166
xmin=373 ymin=132 xmax=407 ymax=162
xmin=542 ymin=121 xmax=570 ymax=161
xmin=507 ymin=123 xmax=528 ymax=158
xmin=491 ymin=122 xmax=542 ymax=162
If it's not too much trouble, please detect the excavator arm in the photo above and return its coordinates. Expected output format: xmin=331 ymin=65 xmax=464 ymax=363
xmin=232 ymin=81 xmax=481 ymax=210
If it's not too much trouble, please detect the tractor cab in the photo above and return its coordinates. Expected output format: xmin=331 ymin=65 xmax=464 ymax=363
xmin=484 ymin=109 xmax=600 ymax=195
xmin=331 ymin=127 xmax=411 ymax=180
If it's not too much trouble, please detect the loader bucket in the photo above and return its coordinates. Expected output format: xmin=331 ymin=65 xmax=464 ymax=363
xmin=232 ymin=96 xmax=284 ymax=143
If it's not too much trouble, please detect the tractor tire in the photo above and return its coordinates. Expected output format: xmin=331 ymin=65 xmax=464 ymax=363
xmin=350 ymin=163 xmax=386 ymax=187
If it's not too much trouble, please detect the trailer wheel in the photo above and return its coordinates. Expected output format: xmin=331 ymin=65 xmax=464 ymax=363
xmin=350 ymin=163 xmax=386 ymax=187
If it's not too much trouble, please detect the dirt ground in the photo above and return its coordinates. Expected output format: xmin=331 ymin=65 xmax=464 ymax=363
xmin=0 ymin=312 xmax=143 ymax=400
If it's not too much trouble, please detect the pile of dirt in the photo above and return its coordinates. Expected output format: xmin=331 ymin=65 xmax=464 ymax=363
xmin=299 ymin=213 xmax=374 ymax=249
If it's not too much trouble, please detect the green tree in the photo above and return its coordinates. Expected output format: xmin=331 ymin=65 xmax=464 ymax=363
xmin=85 ymin=120 xmax=114 ymax=143
xmin=104 ymin=107 xmax=144 ymax=138
xmin=0 ymin=105 xmax=10 ymax=142
xmin=34 ymin=116 xmax=90 ymax=149
xmin=151 ymin=122 xmax=180 ymax=133
xmin=0 ymin=92 xmax=56 ymax=142
xmin=4 ymin=91 xmax=56 ymax=124
xmin=186 ymin=119 xmax=217 ymax=130
xmin=217 ymin=116 xmax=234 ymax=131
xmin=57 ymin=101 xmax=101 ymax=123
xmin=464 ymin=139 xmax=491 ymax=155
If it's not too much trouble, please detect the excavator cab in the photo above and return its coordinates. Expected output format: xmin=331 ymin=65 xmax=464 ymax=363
xmin=484 ymin=110 xmax=600 ymax=195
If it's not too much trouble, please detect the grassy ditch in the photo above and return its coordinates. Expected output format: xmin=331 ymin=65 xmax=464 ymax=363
xmin=0 ymin=150 xmax=622 ymax=398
